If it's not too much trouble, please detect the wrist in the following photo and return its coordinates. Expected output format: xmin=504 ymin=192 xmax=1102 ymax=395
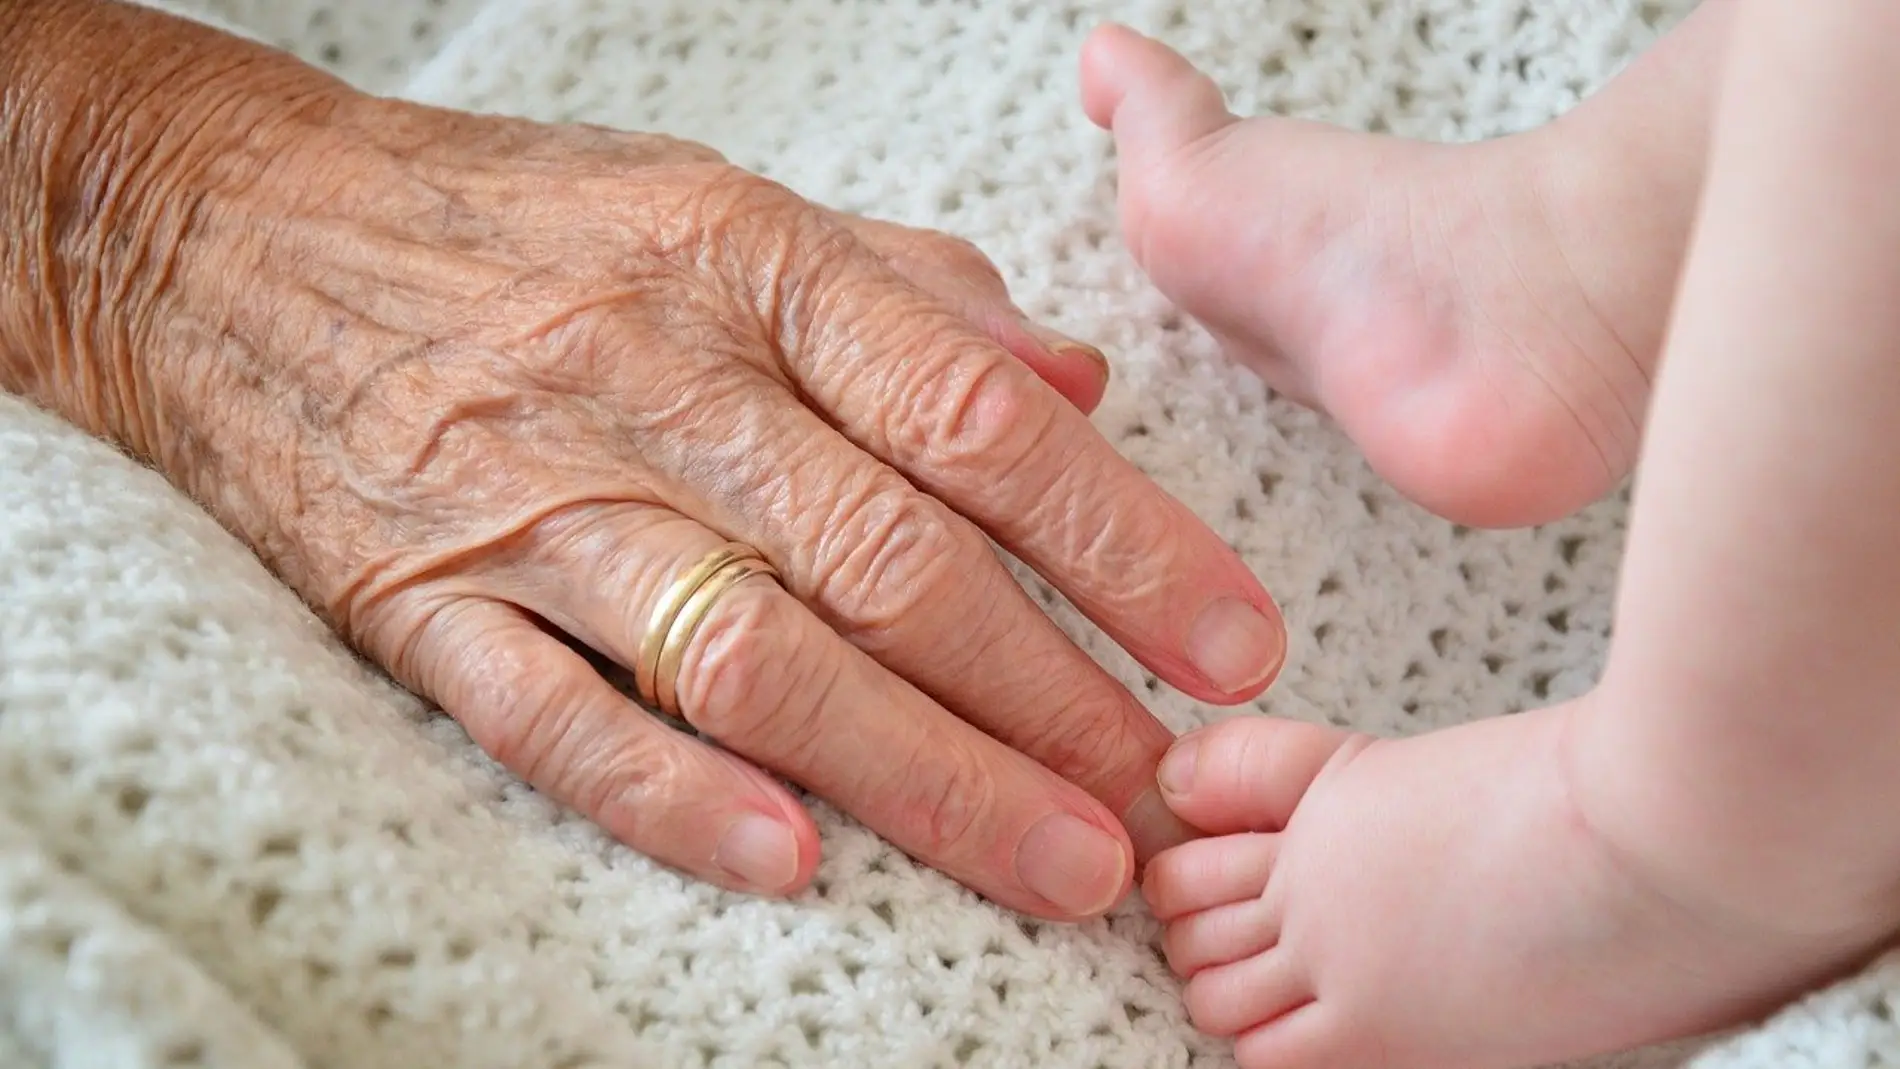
xmin=0 ymin=0 xmax=347 ymax=458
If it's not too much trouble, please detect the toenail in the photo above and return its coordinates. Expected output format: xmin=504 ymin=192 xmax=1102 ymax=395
xmin=1187 ymin=597 xmax=1285 ymax=693
xmin=1158 ymin=740 xmax=1199 ymax=797
xmin=1016 ymin=812 xmax=1129 ymax=916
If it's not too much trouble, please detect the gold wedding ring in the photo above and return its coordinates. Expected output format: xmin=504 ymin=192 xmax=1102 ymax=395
xmin=635 ymin=542 xmax=782 ymax=718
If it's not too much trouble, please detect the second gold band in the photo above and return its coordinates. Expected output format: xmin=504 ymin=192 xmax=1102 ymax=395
xmin=635 ymin=542 xmax=781 ymax=717
xmin=652 ymin=555 xmax=779 ymax=717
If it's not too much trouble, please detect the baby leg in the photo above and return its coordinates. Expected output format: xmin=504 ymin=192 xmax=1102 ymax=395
xmin=1144 ymin=4 xmax=1900 ymax=1065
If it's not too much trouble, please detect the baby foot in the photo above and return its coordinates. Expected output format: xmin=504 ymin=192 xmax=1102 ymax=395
xmin=1143 ymin=709 xmax=1900 ymax=1069
xmin=1080 ymin=26 xmax=1690 ymax=527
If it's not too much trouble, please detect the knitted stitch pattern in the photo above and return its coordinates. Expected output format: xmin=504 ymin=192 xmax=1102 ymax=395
xmin=4 ymin=1 xmax=1896 ymax=1066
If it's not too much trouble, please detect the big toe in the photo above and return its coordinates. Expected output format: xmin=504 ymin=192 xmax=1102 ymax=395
xmin=1157 ymin=718 xmax=1359 ymax=834
xmin=1080 ymin=24 xmax=1236 ymax=157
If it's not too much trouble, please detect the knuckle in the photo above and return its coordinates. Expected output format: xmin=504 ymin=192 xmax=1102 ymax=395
xmin=1052 ymin=492 xmax=1185 ymax=613
xmin=358 ymin=588 xmax=458 ymax=692
xmin=1005 ymin=676 xmax=1147 ymax=789
xmin=807 ymin=479 xmax=976 ymax=640
xmin=905 ymin=742 xmax=998 ymax=858
xmin=852 ymin=327 xmax=1055 ymax=479
xmin=438 ymin=615 xmax=682 ymax=826
xmin=565 ymin=730 xmax=691 ymax=829
xmin=913 ymin=348 xmax=1051 ymax=469
xmin=457 ymin=637 xmax=587 ymax=786
xmin=678 ymin=588 xmax=832 ymax=753
xmin=659 ymin=164 xmax=832 ymax=269
xmin=642 ymin=163 xmax=787 ymax=233
xmin=426 ymin=600 xmax=698 ymax=832
xmin=620 ymin=162 xmax=848 ymax=321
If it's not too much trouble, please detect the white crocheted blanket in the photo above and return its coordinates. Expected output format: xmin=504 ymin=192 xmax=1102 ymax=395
xmin=4 ymin=1 xmax=1897 ymax=1066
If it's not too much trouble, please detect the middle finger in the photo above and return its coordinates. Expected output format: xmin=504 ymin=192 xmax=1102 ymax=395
xmin=781 ymin=234 xmax=1288 ymax=705
xmin=620 ymin=369 xmax=1196 ymax=856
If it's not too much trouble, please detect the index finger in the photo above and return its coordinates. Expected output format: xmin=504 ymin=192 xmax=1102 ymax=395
xmin=787 ymin=235 xmax=1287 ymax=705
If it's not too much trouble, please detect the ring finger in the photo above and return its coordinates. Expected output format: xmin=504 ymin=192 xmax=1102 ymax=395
xmin=620 ymin=372 xmax=1192 ymax=857
xmin=492 ymin=503 xmax=1138 ymax=920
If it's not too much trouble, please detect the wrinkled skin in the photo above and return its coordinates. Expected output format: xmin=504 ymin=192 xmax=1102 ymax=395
xmin=1 ymin=1 xmax=1287 ymax=920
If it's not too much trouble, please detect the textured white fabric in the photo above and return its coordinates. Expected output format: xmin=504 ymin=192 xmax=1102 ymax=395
xmin=5 ymin=0 xmax=1898 ymax=1066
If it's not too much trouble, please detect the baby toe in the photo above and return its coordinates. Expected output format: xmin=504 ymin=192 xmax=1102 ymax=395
xmin=1142 ymin=832 xmax=1276 ymax=920
xmin=1234 ymin=1003 xmax=1362 ymax=1069
xmin=1164 ymin=893 xmax=1278 ymax=976
xmin=1184 ymin=947 xmax=1312 ymax=1038
xmin=1158 ymin=717 xmax=1362 ymax=835
xmin=1079 ymin=24 xmax=1235 ymax=150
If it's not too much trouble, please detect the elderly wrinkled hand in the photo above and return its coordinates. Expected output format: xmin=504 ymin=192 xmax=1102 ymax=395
xmin=0 ymin=0 xmax=1286 ymax=919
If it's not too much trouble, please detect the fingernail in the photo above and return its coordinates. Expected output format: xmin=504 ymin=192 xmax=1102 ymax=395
xmin=1051 ymin=340 xmax=1112 ymax=385
xmin=1187 ymin=598 xmax=1285 ymax=693
xmin=715 ymin=813 xmax=799 ymax=892
xmin=1157 ymin=740 xmax=1199 ymax=797
xmin=1017 ymin=812 xmax=1129 ymax=916
xmin=1123 ymin=788 xmax=1198 ymax=859
xmin=1025 ymin=323 xmax=1113 ymax=382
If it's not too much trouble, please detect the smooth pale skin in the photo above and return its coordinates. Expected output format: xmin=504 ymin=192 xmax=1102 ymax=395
xmin=1076 ymin=2 xmax=1900 ymax=1067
